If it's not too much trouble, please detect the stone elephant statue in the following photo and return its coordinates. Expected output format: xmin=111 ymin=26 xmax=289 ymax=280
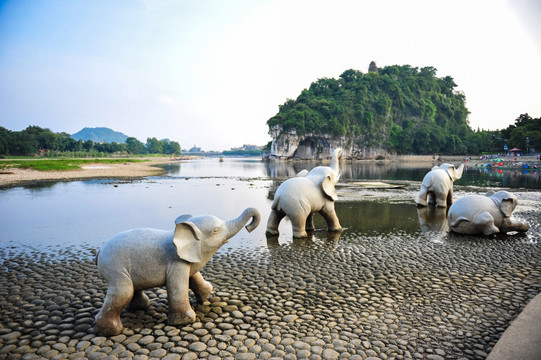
xmin=266 ymin=148 xmax=343 ymax=238
xmin=95 ymin=207 xmax=261 ymax=335
xmin=447 ymin=190 xmax=529 ymax=236
xmin=416 ymin=163 xmax=465 ymax=207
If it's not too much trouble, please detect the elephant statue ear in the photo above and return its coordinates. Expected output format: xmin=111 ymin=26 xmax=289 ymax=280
xmin=321 ymin=174 xmax=338 ymax=201
xmin=173 ymin=221 xmax=202 ymax=263
xmin=444 ymin=165 xmax=456 ymax=179
xmin=174 ymin=214 xmax=192 ymax=225
xmin=499 ymin=198 xmax=515 ymax=218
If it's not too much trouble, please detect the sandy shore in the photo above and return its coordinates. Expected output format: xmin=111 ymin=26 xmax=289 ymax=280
xmin=0 ymin=158 xmax=179 ymax=188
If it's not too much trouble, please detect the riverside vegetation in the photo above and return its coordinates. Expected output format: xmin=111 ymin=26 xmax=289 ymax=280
xmin=0 ymin=159 xmax=147 ymax=172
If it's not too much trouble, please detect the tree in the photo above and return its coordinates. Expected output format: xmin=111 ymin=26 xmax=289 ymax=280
xmin=168 ymin=141 xmax=181 ymax=155
xmin=83 ymin=140 xmax=94 ymax=151
xmin=146 ymin=137 xmax=163 ymax=154
xmin=0 ymin=127 xmax=11 ymax=155
xmin=126 ymin=137 xmax=146 ymax=154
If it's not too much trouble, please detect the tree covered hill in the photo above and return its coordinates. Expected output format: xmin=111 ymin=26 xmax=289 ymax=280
xmin=267 ymin=63 xmax=479 ymax=155
xmin=0 ymin=126 xmax=181 ymax=156
xmin=71 ymin=127 xmax=129 ymax=143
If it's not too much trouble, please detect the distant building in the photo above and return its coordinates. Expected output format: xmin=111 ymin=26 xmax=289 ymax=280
xmin=230 ymin=144 xmax=264 ymax=151
xmin=189 ymin=145 xmax=202 ymax=152
xmin=368 ymin=61 xmax=378 ymax=73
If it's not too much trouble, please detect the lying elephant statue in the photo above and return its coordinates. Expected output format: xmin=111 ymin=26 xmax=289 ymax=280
xmin=416 ymin=163 xmax=465 ymax=207
xmin=95 ymin=208 xmax=261 ymax=336
xmin=447 ymin=190 xmax=529 ymax=236
xmin=266 ymin=148 xmax=343 ymax=238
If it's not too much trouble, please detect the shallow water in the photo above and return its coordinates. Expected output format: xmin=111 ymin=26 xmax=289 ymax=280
xmin=1 ymin=158 xmax=540 ymax=255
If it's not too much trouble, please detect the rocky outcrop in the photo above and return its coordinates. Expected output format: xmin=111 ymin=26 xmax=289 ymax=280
xmin=266 ymin=125 xmax=394 ymax=160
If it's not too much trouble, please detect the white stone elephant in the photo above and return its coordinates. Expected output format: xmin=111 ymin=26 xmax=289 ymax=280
xmin=447 ymin=190 xmax=529 ymax=236
xmin=95 ymin=208 xmax=261 ymax=335
xmin=266 ymin=148 xmax=343 ymax=238
xmin=416 ymin=163 xmax=465 ymax=207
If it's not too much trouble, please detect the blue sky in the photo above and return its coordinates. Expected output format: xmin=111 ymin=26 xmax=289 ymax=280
xmin=1 ymin=0 xmax=540 ymax=151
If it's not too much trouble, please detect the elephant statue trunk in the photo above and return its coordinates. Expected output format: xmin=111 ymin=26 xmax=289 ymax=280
xmin=453 ymin=163 xmax=464 ymax=181
xmin=330 ymin=148 xmax=342 ymax=182
xmin=225 ymin=207 xmax=261 ymax=238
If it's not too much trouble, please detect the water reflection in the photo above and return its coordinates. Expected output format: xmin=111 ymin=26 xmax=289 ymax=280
xmin=416 ymin=206 xmax=449 ymax=243
xmin=264 ymin=159 xmax=437 ymax=181
xmin=261 ymin=159 xmax=541 ymax=189
xmin=266 ymin=229 xmax=342 ymax=249
xmin=335 ymin=201 xmax=421 ymax=234
xmin=156 ymin=158 xmax=267 ymax=178
xmin=462 ymin=165 xmax=541 ymax=189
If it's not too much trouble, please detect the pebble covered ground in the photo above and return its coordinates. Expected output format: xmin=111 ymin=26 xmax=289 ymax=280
xmin=1 ymin=187 xmax=540 ymax=360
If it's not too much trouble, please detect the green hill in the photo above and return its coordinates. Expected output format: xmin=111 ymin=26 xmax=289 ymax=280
xmin=71 ymin=127 xmax=129 ymax=143
xmin=267 ymin=63 xmax=474 ymax=155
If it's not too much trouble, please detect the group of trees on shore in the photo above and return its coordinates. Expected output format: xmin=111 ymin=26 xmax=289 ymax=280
xmin=267 ymin=64 xmax=539 ymax=155
xmin=0 ymin=126 xmax=181 ymax=157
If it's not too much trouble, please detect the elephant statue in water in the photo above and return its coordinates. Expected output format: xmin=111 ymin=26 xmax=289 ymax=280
xmin=266 ymin=148 xmax=343 ymax=238
xmin=447 ymin=190 xmax=529 ymax=236
xmin=416 ymin=163 xmax=465 ymax=207
xmin=95 ymin=208 xmax=261 ymax=336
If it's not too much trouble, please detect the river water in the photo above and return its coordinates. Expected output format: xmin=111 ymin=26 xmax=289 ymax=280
xmin=0 ymin=158 xmax=540 ymax=253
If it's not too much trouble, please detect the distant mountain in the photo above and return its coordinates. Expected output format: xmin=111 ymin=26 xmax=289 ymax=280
xmin=71 ymin=127 xmax=129 ymax=143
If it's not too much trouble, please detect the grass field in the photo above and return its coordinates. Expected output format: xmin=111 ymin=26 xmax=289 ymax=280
xmin=0 ymin=158 xmax=147 ymax=171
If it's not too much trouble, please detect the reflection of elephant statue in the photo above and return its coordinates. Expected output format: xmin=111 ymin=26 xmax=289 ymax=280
xmin=416 ymin=163 xmax=464 ymax=207
xmin=266 ymin=148 xmax=343 ymax=238
xmin=416 ymin=206 xmax=449 ymax=242
xmin=95 ymin=208 xmax=261 ymax=335
xmin=447 ymin=191 xmax=529 ymax=235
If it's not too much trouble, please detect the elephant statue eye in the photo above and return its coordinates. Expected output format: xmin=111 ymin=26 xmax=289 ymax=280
xmin=212 ymin=227 xmax=220 ymax=234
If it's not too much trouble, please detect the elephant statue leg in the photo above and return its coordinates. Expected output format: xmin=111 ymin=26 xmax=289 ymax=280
xmin=446 ymin=189 xmax=454 ymax=206
xmin=435 ymin=191 xmax=449 ymax=208
xmin=305 ymin=213 xmax=315 ymax=233
xmin=166 ymin=263 xmax=196 ymax=325
xmin=320 ymin=203 xmax=342 ymax=232
xmin=127 ymin=290 xmax=150 ymax=311
xmin=95 ymin=277 xmax=134 ymax=336
xmin=416 ymin=187 xmax=429 ymax=207
xmin=189 ymin=272 xmax=213 ymax=303
xmin=501 ymin=218 xmax=530 ymax=233
xmin=476 ymin=211 xmax=500 ymax=236
xmin=266 ymin=209 xmax=285 ymax=235
xmin=290 ymin=214 xmax=309 ymax=238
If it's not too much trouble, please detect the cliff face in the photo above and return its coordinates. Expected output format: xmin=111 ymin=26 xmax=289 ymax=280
xmin=267 ymin=125 xmax=393 ymax=160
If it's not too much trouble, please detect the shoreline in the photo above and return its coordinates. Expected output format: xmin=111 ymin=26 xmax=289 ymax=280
xmin=0 ymin=157 xmax=178 ymax=188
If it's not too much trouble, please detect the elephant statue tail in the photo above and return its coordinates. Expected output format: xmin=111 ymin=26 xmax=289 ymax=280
xmin=95 ymin=249 xmax=100 ymax=266
xmin=271 ymin=195 xmax=280 ymax=211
